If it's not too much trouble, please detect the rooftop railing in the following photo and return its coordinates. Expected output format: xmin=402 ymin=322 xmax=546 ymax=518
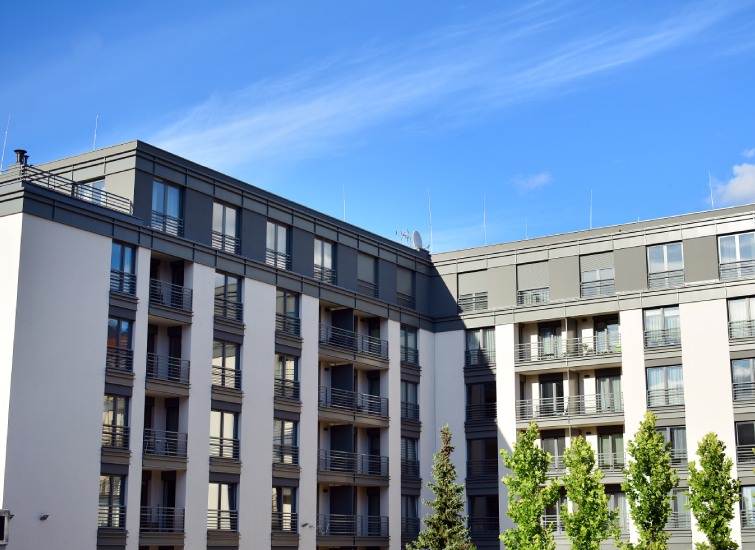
xmin=515 ymin=334 xmax=621 ymax=363
xmin=517 ymin=288 xmax=549 ymax=306
xmin=140 ymin=507 xmax=185 ymax=533
xmin=275 ymin=313 xmax=301 ymax=337
xmin=210 ymin=436 xmax=239 ymax=460
xmin=147 ymin=353 xmax=190 ymax=385
xmin=318 ymin=386 xmax=388 ymax=418
xmin=648 ymin=270 xmax=684 ymax=289
xmin=143 ymin=428 xmax=188 ymax=458
xmin=151 ymin=210 xmax=184 ymax=237
xmin=266 ymin=248 xmax=291 ymax=270
xmin=314 ymin=263 xmax=337 ymax=285
xmin=149 ymin=279 xmax=193 ymax=312
xmin=110 ymin=270 xmax=136 ymax=295
xmin=720 ymin=260 xmax=755 ymax=281
xmin=319 ymin=324 xmax=388 ymax=359
xmin=318 ymin=449 xmax=389 ymax=476
xmin=207 ymin=509 xmax=238 ymax=531
xmin=211 ymin=231 xmax=240 ymax=255
xmin=317 ymin=514 xmax=389 ymax=537
xmin=516 ymin=393 xmax=624 ymax=421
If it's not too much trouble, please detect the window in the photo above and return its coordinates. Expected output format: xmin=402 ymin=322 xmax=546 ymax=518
xmin=465 ymin=327 xmax=495 ymax=366
xmin=209 ymin=410 xmax=239 ymax=459
xmin=541 ymin=436 xmax=565 ymax=473
xmin=214 ymin=272 xmax=242 ymax=322
xmin=275 ymin=289 xmax=300 ymax=336
xmin=469 ymin=495 xmax=500 ymax=533
xmin=274 ymin=354 xmax=299 ymax=400
xmin=646 ymin=366 xmax=684 ymax=407
xmin=467 ymin=438 xmax=499 ymax=477
xmin=743 ymin=486 xmax=755 ymax=528
xmin=647 ymin=242 xmax=684 ymax=288
xmin=357 ymin=253 xmax=378 ymax=297
xmin=467 ymin=382 xmax=497 ymax=420
xmin=643 ymin=306 xmax=680 ymax=347
xmin=98 ymin=474 xmax=126 ymax=528
xmin=273 ymin=418 xmax=298 ymax=465
xmin=212 ymin=340 xmax=240 ymax=390
xmin=728 ymin=297 xmax=755 ymax=339
xmin=401 ymin=495 xmax=420 ymax=536
xmin=608 ymin=492 xmax=627 ymax=531
xmin=668 ymin=489 xmax=690 ymax=529
xmin=207 ymin=482 xmax=237 ymax=531
xmin=106 ymin=317 xmax=133 ymax=371
xmin=657 ymin=426 xmax=687 ymax=467
xmin=397 ymin=266 xmax=416 ymax=309
xmin=580 ymin=252 xmax=615 ymax=297
xmin=595 ymin=317 xmax=620 ymax=353
xmin=538 ymin=377 xmax=564 ymax=416
xmin=75 ymin=179 xmax=106 ymax=206
xmin=271 ymin=486 xmax=297 ymax=532
xmin=151 ymin=180 xmax=183 ymax=236
xmin=732 ymin=358 xmax=755 ymax=401
xmin=266 ymin=221 xmax=290 ymax=269
xmin=517 ymin=261 xmax=549 ymax=305
xmin=314 ymin=238 xmax=336 ymax=284
xmin=110 ymin=242 xmax=135 ymax=294
xmin=719 ymin=232 xmax=755 ymax=279
xmin=401 ymin=437 xmax=419 ymax=477
xmin=102 ymin=394 xmax=129 ymax=449
xmin=596 ymin=373 xmax=622 ymax=412
xmin=212 ymin=202 xmax=239 ymax=254
xmin=736 ymin=422 xmax=755 ymax=464
xmin=598 ymin=432 xmax=624 ymax=470
xmin=401 ymin=381 xmax=419 ymax=420
xmin=400 ymin=325 xmax=418 ymax=364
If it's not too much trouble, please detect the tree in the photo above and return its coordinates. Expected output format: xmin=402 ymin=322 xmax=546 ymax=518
xmin=621 ymin=411 xmax=679 ymax=550
xmin=687 ymin=433 xmax=740 ymax=550
xmin=500 ymin=421 xmax=560 ymax=550
xmin=561 ymin=436 xmax=619 ymax=549
xmin=406 ymin=424 xmax=476 ymax=550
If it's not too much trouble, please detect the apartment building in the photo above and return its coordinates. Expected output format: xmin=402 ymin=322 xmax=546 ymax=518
xmin=1 ymin=141 xmax=755 ymax=550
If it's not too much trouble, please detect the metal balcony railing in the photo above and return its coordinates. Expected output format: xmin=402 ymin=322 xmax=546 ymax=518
xmin=401 ymin=401 xmax=420 ymax=420
xmin=318 ymin=449 xmax=389 ymax=476
xmin=149 ymin=279 xmax=192 ymax=312
xmin=458 ymin=292 xmax=488 ymax=313
xmin=597 ymin=452 xmax=626 ymax=474
xmin=319 ymin=386 xmax=388 ymax=417
xmin=266 ymin=248 xmax=291 ymax=270
xmin=210 ymin=436 xmax=240 ymax=460
xmin=465 ymin=348 xmax=496 ymax=367
xmin=546 ymin=455 xmax=566 ymax=476
xmin=143 ymin=429 xmax=188 ymax=458
xmin=643 ymin=328 xmax=681 ymax=348
xmin=729 ymin=320 xmax=755 ymax=339
xmin=466 ymin=403 xmax=497 ymax=422
xmin=274 ymin=378 xmax=300 ymax=401
xmin=317 ymin=514 xmax=389 ymax=537
xmin=646 ymin=388 xmax=684 ymax=408
xmin=275 ymin=313 xmax=301 ymax=336
xmin=102 ymin=425 xmax=130 ymax=449
xmin=397 ymin=292 xmax=416 ymax=309
xmin=214 ymin=297 xmax=243 ymax=323
xmin=151 ymin=210 xmax=184 ymax=237
xmin=668 ymin=449 xmax=688 ymax=469
xmin=140 ymin=507 xmax=185 ymax=533
xmin=737 ymin=445 xmax=755 ymax=464
xmin=666 ymin=511 xmax=691 ymax=530
xmin=516 ymin=334 xmax=621 ymax=363
xmin=720 ymin=260 xmax=755 ymax=281
xmin=106 ymin=346 xmax=133 ymax=372
xmin=110 ymin=270 xmax=136 ymax=295
xmin=271 ymin=511 xmax=298 ymax=532
xmin=541 ymin=515 xmax=566 ymax=534
xmin=147 ymin=353 xmax=190 ymax=384
xmin=319 ymin=324 xmax=389 ymax=358
xmin=401 ymin=517 xmax=420 ymax=537
xmin=314 ymin=263 xmax=337 ymax=284
xmin=207 ymin=509 xmax=238 ymax=531
xmin=273 ymin=444 xmax=300 ymax=466
xmin=98 ymin=504 xmax=126 ymax=529
xmin=516 ymin=393 xmax=624 ymax=421
xmin=400 ymin=345 xmax=418 ymax=365
xmin=517 ymin=288 xmax=549 ymax=306
xmin=466 ymin=459 xmax=498 ymax=478
xmin=580 ymin=279 xmax=615 ymax=297
xmin=212 ymin=364 xmax=241 ymax=390
xmin=211 ymin=231 xmax=240 ymax=254
xmin=469 ymin=516 xmax=500 ymax=534
xmin=648 ymin=270 xmax=684 ymax=289
xmin=357 ymin=280 xmax=379 ymax=298
xmin=401 ymin=458 xmax=420 ymax=478
xmin=742 ymin=508 xmax=755 ymax=528
xmin=734 ymin=382 xmax=755 ymax=401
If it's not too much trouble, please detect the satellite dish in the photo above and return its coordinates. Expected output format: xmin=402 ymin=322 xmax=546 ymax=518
xmin=412 ymin=230 xmax=423 ymax=250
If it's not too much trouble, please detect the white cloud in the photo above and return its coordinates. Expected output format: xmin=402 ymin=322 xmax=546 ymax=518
xmin=511 ymin=172 xmax=553 ymax=193
xmin=743 ymin=148 xmax=755 ymax=159
xmin=715 ymin=163 xmax=755 ymax=206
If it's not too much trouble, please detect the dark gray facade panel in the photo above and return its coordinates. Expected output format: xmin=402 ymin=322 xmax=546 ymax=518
xmin=487 ymin=265 xmax=516 ymax=309
xmin=132 ymin=171 xmax=155 ymax=224
xmin=337 ymin=245 xmax=358 ymax=291
xmin=216 ymin=255 xmax=245 ymax=277
xmin=683 ymin=235 xmax=719 ymax=282
xmin=359 ymin=240 xmax=379 ymax=256
xmin=112 ymin=225 xmax=140 ymax=246
xmin=549 ymin=255 xmax=580 ymax=300
xmin=276 ymin=273 xmax=304 ymax=293
xmin=154 ymin=162 xmax=186 ymax=185
xmin=240 ymin=210 xmax=266 ymax=262
xmin=290 ymin=227 xmax=314 ymax=278
xmin=56 ymin=207 xmax=113 ymax=239
xmin=183 ymin=188 xmax=213 ymax=246
xmin=186 ymin=173 xmax=214 ymax=195
xmin=314 ymin=223 xmax=337 ymax=241
xmin=213 ymin=185 xmax=242 ymax=207
xmin=293 ymin=215 xmax=315 ymax=233
xmin=378 ymin=258 xmax=397 ymax=303
xmin=614 ymin=246 xmax=648 ymax=292
xmin=211 ymin=399 xmax=242 ymax=413
xmin=430 ymin=273 xmax=458 ymax=317
xmin=268 ymin=205 xmax=293 ymax=225
xmin=338 ymin=232 xmax=358 ymax=248
xmin=415 ymin=272 xmax=430 ymax=314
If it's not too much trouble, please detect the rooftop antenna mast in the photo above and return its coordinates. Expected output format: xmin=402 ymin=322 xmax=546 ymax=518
xmin=92 ymin=115 xmax=99 ymax=151
xmin=708 ymin=171 xmax=715 ymax=210
xmin=428 ymin=188 xmax=433 ymax=253
xmin=342 ymin=184 xmax=346 ymax=222
xmin=483 ymin=194 xmax=487 ymax=245
xmin=0 ymin=114 xmax=9 ymax=171
xmin=590 ymin=188 xmax=593 ymax=229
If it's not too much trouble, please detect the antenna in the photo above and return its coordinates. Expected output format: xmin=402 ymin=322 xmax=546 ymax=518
xmin=342 ymin=184 xmax=346 ymax=222
xmin=427 ymin=188 xmax=433 ymax=253
xmin=92 ymin=114 xmax=99 ymax=151
xmin=483 ymin=194 xmax=487 ymax=246
xmin=0 ymin=114 xmax=9 ymax=171
xmin=708 ymin=171 xmax=715 ymax=210
xmin=590 ymin=188 xmax=593 ymax=229
xmin=525 ymin=220 xmax=528 ymax=239
xmin=412 ymin=230 xmax=423 ymax=250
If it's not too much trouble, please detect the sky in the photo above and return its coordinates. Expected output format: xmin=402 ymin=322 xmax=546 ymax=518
xmin=2 ymin=0 xmax=755 ymax=252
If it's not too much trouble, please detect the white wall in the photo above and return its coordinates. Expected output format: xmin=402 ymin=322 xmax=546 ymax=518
xmin=496 ymin=323 xmax=517 ymax=539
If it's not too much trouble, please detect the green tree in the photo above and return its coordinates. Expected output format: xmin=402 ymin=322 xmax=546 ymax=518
xmin=561 ymin=436 xmax=619 ymax=549
xmin=687 ymin=433 xmax=740 ymax=550
xmin=406 ymin=424 xmax=475 ymax=550
xmin=621 ymin=411 xmax=679 ymax=550
xmin=500 ymin=422 xmax=560 ymax=550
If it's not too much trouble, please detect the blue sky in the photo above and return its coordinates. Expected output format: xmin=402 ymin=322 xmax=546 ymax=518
xmin=2 ymin=1 xmax=755 ymax=252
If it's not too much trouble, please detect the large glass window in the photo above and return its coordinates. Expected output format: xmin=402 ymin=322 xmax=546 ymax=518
xmin=643 ymin=306 xmax=680 ymax=347
xmin=212 ymin=340 xmax=240 ymax=390
xmin=271 ymin=486 xmax=297 ymax=531
xmin=736 ymin=421 xmax=755 ymax=464
xmin=273 ymin=418 xmax=298 ymax=465
xmin=210 ymin=410 xmax=239 ymax=459
xmin=743 ymin=486 xmax=755 ymax=527
xmin=401 ymin=381 xmax=419 ymax=420
xmin=728 ymin=297 xmax=755 ymax=339
xmin=400 ymin=325 xmax=418 ymax=364
xmin=151 ymin=180 xmax=183 ymax=236
xmin=275 ymin=289 xmax=300 ymax=336
xmin=107 ymin=317 xmax=133 ymax=371
xmin=598 ymin=432 xmax=624 ymax=470
xmin=646 ymin=366 xmax=684 ymax=407
xmin=596 ymin=373 xmax=622 ymax=412
xmin=467 ymin=382 xmax=497 ymax=420
xmin=719 ymin=232 xmax=755 ymax=279
xmin=266 ymin=221 xmax=290 ymax=269
xmin=274 ymin=354 xmax=299 ymax=400
xmin=207 ymin=482 xmax=237 ymax=531
xmin=214 ymin=272 xmax=242 ymax=322
xmin=102 ymin=395 xmax=129 ymax=448
xmin=212 ymin=202 xmax=239 ymax=254
xmin=110 ymin=242 xmax=136 ymax=294
xmin=657 ymin=426 xmax=687 ymax=467
xmin=314 ymin=238 xmax=336 ymax=284
xmin=98 ymin=474 xmax=126 ymax=528
xmin=401 ymin=437 xmax=419 ymax=477
xmin=647 ymin=242 xmax=684 ymax=288
xmin=466 ymin=327 xmax=495 ymax=366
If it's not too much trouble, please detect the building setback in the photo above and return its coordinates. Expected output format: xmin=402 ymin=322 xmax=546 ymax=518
xmin=1 ymin=140 xmax=755 ymax=550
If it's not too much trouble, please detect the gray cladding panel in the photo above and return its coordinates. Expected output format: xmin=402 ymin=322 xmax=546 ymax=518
xmin=549 ymin=255 xmax=579 ymax=300
xmin=397 ymin=266 xmax=413 ymax=296
xmin=358 ymin=253 xmax=376 ymax=282
xmin=378 ymin=259 xmax=397 ymax=303
xmin=488 ymin=265 xmax=516 ymax=309
xmin=580 ymin=251 xmax=614 ymax=272
xmin=183 ymin=188 xmax=213 ymax=246
xmin=614 ymin=246 xmax=648 ymax=292
xmin=415 ymin=272 xmax=430 ymax=314
xmin=337 ymin=245 xmax=358 ymax=291
xmin=683 ymin=235 xmax=718 ymax=282
xmin=458 ymin=270 xmax=487 ymax=295
xmin=133 ymin=171 xmax=155 ymax=224
xmin=290 ymin=227 xmax=314 ymax=278
xmin=241 ymin=210 xmax=266 ymax=262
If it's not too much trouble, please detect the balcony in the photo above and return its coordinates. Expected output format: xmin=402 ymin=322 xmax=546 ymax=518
xmin=720 ymin=259 xmax=755 ymax=281
xmin=102 ymin=425 xmax=130 ymax=449
xmin=401 ymin=458 xmax=420 ymax=478
xmin=318 ymin=449 xmax=389 ymax=476
xmin=273 ymin=444 xmax=300 ymax=466
xmin=319 ymin=324 xmax=388 ymax=359
xmin=580 ymin=279 xmax=615 ymax=298
xmin=207 ymin=509 xmax=238 ymax=531
xmin=212 ymin=365 xmax=241 ymax=391
xmin=458 ymin=292 xmax=488 ymax=313
xmin=517 ymin=288 xmax=549 ymax=306
xmin=266 ymin=248 xmax=291 ymax=270
xmin=646 ymin=388 xmax=684 ymax=408
xmin=734 ymin=382 xmax=755 ymax=401
xmin=540 ymin=515 xmax=566 ymax=534
xmin=319 ymin=386 xmax=388 ymax=418
xmin=545 ymin=455 xmax=566 ymax=477
xmin=357 ymin=279 xmax=379 ymax=298
xmin=140 ymin=507 xmax=185 ymax=533
xmin=110 ymin=270 xmax=136 ymax=295
xmin=729 ymin=320 xmax=755 ymax=339
xmin=317 ymin=514 xmax=389 ymax=537
xmin=98 ymin=504 xmax=126 ymax=529
xmin=516 ymin=334 xmax=621 ymax=363
xmin=737 ymin=445 xmax=755 ymax=464
xmin=469 ymin=517 xmax=499 ymax=534
xmin=271 ymin=511 xmax=298 ymax=533
xmin=143 ymin=429 xmax=188 ymax=458
xmin=644 ymin=328 xmax=681 ymax=348
xmin=214 ymin=297 xmax=243 ymax=323
xmin=465 ymin=348 xmax=496 ymax=367
xmin=275 ymin=313 xmax=301 ymax=337
xmin=467 ymin=459 xmax=498 ymax=479
xmin=516 ymin=393 xmax=624 ymax=421
xmin=274 ymin=378 xmax=300 ymax=401
xmin=106 ymin=346 xmax=133 ymax=372
xmin=147 ymin=353 xmax=190 ymax=385
xmin=210 ymin=436 xmax=240 ymax=460
xmin=151 ymin=210 xmax=184 ymax=237
xmin=401 ymin=401 xmax=420 ymax=421
xmin=400 ymin=345 xmax=419 ymax=365
xmin=314 ymin=263 xmax=337 ymax=284
xmin=149 ymin=279 xmax=192 ymax=313
xmin=666 ymin=511 xmax=691 ymax=530
xmin=597 ymin=452 xmax=626 ymax=475
xmin=212 ymin=231 xmax=240 ymax=255
xmin=397 ymin=292 xmax=416 ymax=309
xmin=466 ymin=403 xmax=497 ymax=422
xmin=648 ymin=270 xmax=684 ymax=289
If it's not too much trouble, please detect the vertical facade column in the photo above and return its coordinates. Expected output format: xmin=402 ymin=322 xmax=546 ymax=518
xmin=387 ymin=319 xmax=402 ymax=546
xmin=419 ymin=327 xmax=438 ymax=516
xmin=496 ymin=323 xmax=517 ymax=538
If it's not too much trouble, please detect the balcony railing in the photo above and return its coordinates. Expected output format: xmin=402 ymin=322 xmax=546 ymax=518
xmin=742 ymin=508 xmax=755 ymax=528
xmin=274 ymin=378 xmax=301 ymax=401
xmin=314 ymin=263 xmax=337 ymax=284
xmin=110 ymin=270 xmax=136 ymax=295
xmin=106 ymin=346 xmax=133 ymax=372
xmin=102 ymin=425 xmax=130 ymax=449
xmin=273 ymin=444 xmax=300 ymax=466
xmin=207 ymin=509 xmax=238 ymax=531
xmin=151 ymin=210 xmax=184 ymax=237
xmin=140 ymin=507 xmax=185 ymax=533
xmin=517 ymin=288 xmax=549 ymax=306
xmin=469 ymin=516 xmax=500 ymax=534
xmin=580 ymin=279 xmax=615 ymax=297
xmin=546 ymin=455 xmax=566 ymax=476
xmin=317 ymin=514 xmax=389 ymax=537
xmin=149 ymin=279 xmax=193 ymax=312
xmin=401 ymin=458 xmax=420 ymax=478
xmin=318 ymin=386 xmax=389 ymax=417
xmin=401 ymin=401 xmax=420 ymax=421
xmin=210 ymin=436 xmax=240 ymax=460
xmin=397 ymin=292 xmax=416 ymax=309
xmin=729 ymin=320 xmax=755 ymax=339
xmin=214 ymin=297 xmax=243 ymax=323
xmin=275 ymin=313 xmax=301 ymax=336
xmin=467 ymin=459 xmax=498 ymax=478
xmin=458 ymin=292 xmax=488 ymax=313
xmin=147 ymin=353 xmax=190 ymax=385
xmin=734 ymin=382 xmax=755 ymax=401
xmin=319 ymin=324 xmax=389 ymax=359
xmin=98 ymin=504 xmax=126 ymax=529
xmin=357 ymin=279 xmax=379 ymax=298
xmin=400 ymin=345 xmax=419 ymax=365
xmin=597 ymin=452 xmax=626 ymax=474
xmin=516 ymin=334 xmax=621 ymax=363
xmin=720 ymin=259 xmax=755 ymax=281
xmin=212 ymin=364 xmax=241 ymax=390
xmin=401 ymin=517 xmax=420 ymax=537
xmin=271 ymin=511 xmax=298 ymax=532
xmin=318 ymin=449 xmax=389 ymax=476
xmin=143 ymin=428 xmax=188 ymax=458
xmin=466 ymin=403 xmax=497 ymax=422
xmin=516 ymin=393 xmax=624 ymax=421
xmin=670 ymin=449 xmax=688 ymax=469
xmin=266 ymin=248 xmax=291 ymax=270
xmin=541 ymin=515 xmax=566 ymax=534
xmin=666 ymin=511 xmax=691 ymax=530
xmin=646 ymin=388 xmax=684 ymax=408
xmin=465 ymin=348 xmax=496 ymax=367
xmin=644 ymin=328 xmax=681 ymax=348
xmin=738 ymin=445 xmax=755 ymax=464
xmin=212 ymin=231 xmax=240 ymax=254
xmin=648 ymin=270 xmax=684 ymax=289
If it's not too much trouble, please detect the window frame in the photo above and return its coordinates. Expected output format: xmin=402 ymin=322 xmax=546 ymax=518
xmin=646 ymin=365 xmax=684 ymax=407
xmin=212 ymin=202 xmax=239 ymax=254
xmin=151 ymin=179 xmax=184 ymax=236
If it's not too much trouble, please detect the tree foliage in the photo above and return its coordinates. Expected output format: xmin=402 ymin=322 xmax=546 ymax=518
xmin=687 ymin=433 xmax=740 ymax=550
xmin=621 ymin=411 xmax=679 ymax=550
xmin=500 ymin=422 xmax=560 ymax=550
xmin=561 ymin=436 xmax=619 ymax=549
xmin=406 ymin=424 xmax=476 ymax=550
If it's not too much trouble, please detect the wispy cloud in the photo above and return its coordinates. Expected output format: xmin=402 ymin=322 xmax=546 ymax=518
xmin=152 ymin=2 xmax=740 ymax=170
xmin=511 ymin=172 xmax=553 ymax=193
xmin=743 ymin=148 xmax=755 ymax=159
xmin=715 ymin=163 xmax=755 ymax=206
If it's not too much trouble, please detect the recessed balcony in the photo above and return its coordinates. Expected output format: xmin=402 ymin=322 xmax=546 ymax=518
xmin=401 ymin=401 xmax=420 ymax=421
xmin=149 ymin=279 xmax=192 ymax=314
xmin=317 ymin=514 xmax=389 ymax=538
xmin=140 ymin=506 xmax=185 ymax=534
xmin=214 ymin=296 xmax=243 ymax=323
xmin=147 ymin=353 xmax=190 ymax=385
xmin=212 ymin=364 xmax=241 ymax=391
xmin=319 ymin=386 xmax=388 ymax=418
xmin=318 ymin=449 xmax=389 ymax=477
xmin=400 ymin=345 xmax=419 ymax=365
xmin=98 ymin=504 xmax=126 ymax=530
xmin=274 ymin=378 xmax=301 ymax=401
xmin=271 ymin=511 xmax=298 ymax=533
xmin=516 ymin=393 xmax=624 ymax=423
xmin=319 ymin=324 xmax=388 ymax=359
xmin=210 ymin=436 xmax=240 ymax=460
xmin=102 ymin=425 xmax=130 ymax=449
xmin=401 ymin=458 xmax=420 ymax=479
xmin=207 ymin=509 xmax=238 ymax=532
xmin=515 ymin=334 xmax=621 ymax=364
xmin=469 ymin=517 xmax=499 ymax=535
xmin=720 ymin=260 xmax=755 ymax=281
xmin=273 ymin=444 xmax=300 ymax=466
xmin=143 ymin=429 xmax=188 ymax=459
xmin=467 ymin=459 xmax=498 ymax=481
xmin=106 ymin=346 xmax=134 ymax=372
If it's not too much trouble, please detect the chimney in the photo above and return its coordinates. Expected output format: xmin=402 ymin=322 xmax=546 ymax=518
xmin=13 ymin=149 xmax=27 ymax=165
